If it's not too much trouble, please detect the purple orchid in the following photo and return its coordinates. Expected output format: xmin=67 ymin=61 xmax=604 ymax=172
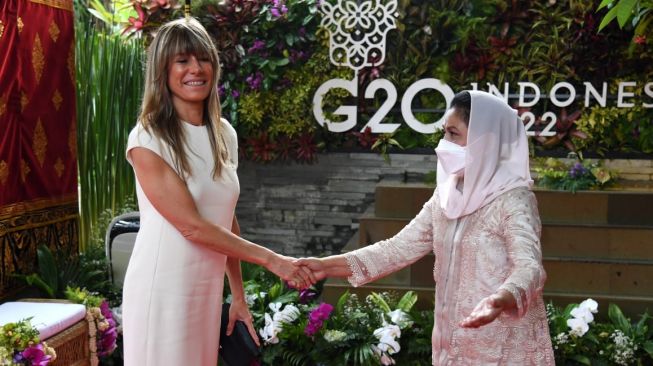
xmin=19 ymin=344 xmax=52 ymax=366
xmin=246 ymin=72 xmax=264 ymax=91
xmin=304 ymin=302 xmax=333 ymax=336
xmin=298 ymin=288 xmax=317 ymax=304
xmin=248 ymin=40 xmax=266 ymax=55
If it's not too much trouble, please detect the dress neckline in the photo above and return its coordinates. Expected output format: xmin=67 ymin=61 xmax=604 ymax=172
xmin=181 ymin=120 xmax=205 ymax=128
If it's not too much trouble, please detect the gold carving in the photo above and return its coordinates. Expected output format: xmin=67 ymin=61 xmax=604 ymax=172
xmin=33 ymin=119 xmax=47 ymax=167
xmin=21 ymin=92 xmax=28 ymax=111
xmin=0 ymin=20 xmax=4 ymax=39
xmin=54 ymin=158 xmax=64 ymax=178
xmin=0 ymin=193 xmax=77 ymax=220
xmin=0 ymin=95 xmax=6 ymax=116
xmin=33 ymin=34 xmax=45 ymax=83
xmin=20 ymin=159 xmax=31 ymax=183
xmin=52 ymin=90 xmax=62 ymax=111
xmin=68 ymin=120 xmax=76 ymax=156
xmin=30 ymin=0 xmax=74 ymax=12
xmin=48 ymin=21 xmax=60 ymax=42
xmin=0 ymin=200 xmax=79 ymax=299
xmin=17 ymin=17 xmax=23 ymax=33
xmin=67 ymin=44 xmax=75 ymax=84
xmin=0 ymin=161 xmax=8 ymax=185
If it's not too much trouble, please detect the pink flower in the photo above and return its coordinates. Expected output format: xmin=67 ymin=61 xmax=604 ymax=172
xmin=123 ymin=2 xmax=147 ymax=35
xmin=634 ymin=35 xmax=646 ymax=45
xmin=20 ymin=344 xmax=53 ymax=366
xmin=304 ymin=303 xmax=333 ymax=336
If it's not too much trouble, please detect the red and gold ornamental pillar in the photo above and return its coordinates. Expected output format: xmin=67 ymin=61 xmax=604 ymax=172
xmin=0 ymin=0 xmax=78 ymax=299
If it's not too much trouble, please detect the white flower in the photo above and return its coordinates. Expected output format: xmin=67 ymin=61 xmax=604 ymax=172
xmin=245 ymin=293 xmax=257 ymax=306
xmin=274 ymin=304 xmax=300 ymax=324
xmin=570 ymin=306 xmax=594 ymax=324
xmin=259 ymin=313 xmax=282 ymax=344
xmin=567 ymin=318 xmax=589 ymax=337
xmin=378 ymin=334 xmax=401 ymax=354
xmin=578 ymin=298 xmax=598 ymax=314
xmin=373 ymin=324 xmax=401 ymax=340
xmin=387 ymin=309 xmax=412 ymax=329
xmin=554 ymin=332 xmax=569 ymax=345
xmin=269 ymin=302 xmax=283 ymax=313
xmin=259 ymin=303 xmax=300 ymax=345
xmin=323 ymin=329 xmax=347 ymax=343
xmin=373 ymin=324 xmax=401 ymax=355
xmin=422 ymin=25 xmax=432 ymax=35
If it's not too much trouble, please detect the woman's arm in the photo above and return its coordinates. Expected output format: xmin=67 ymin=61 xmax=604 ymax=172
xmin=299 ymin=193 xmax=437 ymax=287
xmin=462 ymin=189 xmax=545 ymax=328
xmin=224 ymin=216 xmax=260 ymax=345
xmin=226 ymin=216 xmax=246 ymax=302
xmin=129 ymin=147 xmax=310 ymax=288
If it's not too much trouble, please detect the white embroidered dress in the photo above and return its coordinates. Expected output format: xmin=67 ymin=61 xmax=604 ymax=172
xmin=345 ymin=91 xmax=555 ymax=365
xmin=345 ymin=187 xmax=554 ymax=365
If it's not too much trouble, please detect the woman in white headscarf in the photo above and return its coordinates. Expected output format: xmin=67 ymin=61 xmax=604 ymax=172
xmin=299 ymin=90 xmax=555 ymax=365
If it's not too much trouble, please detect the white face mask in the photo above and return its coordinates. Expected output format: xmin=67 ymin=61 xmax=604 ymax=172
xmin=435 ymin=139 xmax=466 ymax=175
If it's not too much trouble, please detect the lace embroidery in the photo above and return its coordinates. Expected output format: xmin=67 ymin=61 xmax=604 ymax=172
xmin=344 ymin=187 xmax=553 ymax=365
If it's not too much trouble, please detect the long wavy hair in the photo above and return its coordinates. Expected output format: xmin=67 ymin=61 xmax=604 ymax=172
xmin=138 ymin=17 xmax=227 ymax=180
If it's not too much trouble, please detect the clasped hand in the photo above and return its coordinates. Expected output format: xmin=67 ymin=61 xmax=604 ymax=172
xmin=269 ymin=256 xmax=327 ymax=290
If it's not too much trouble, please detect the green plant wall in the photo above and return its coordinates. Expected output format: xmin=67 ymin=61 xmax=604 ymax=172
xmin=76 ymin=19 xmax=143 ymax=249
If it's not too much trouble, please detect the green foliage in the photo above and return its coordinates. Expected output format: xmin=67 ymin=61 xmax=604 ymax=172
xmin=0 ymin=318 xmax=40 ymax=352
xmin=65 ymin=286 xmax=104 ymax=308
xmin=534 ymin=158 xmax=616 ymax=192
xmin=232 ymin=265 xmax=432 ymax=365
xmin=13 ymin=244 xmax=113 ymax=301
xmin=115 ymin=0 xmax=653 ymax=159
xmin=598 ymin=0 xmax=653 ymax=37
xmin=547 ymin=300 xmax=653 ymax=364
xmin=86 ymin=0 xmax=138 ymax=35
xmin=574 ymin=104 xmax=653 ymax=155
xmin=76 ymin=19 xmax=143 ymax=249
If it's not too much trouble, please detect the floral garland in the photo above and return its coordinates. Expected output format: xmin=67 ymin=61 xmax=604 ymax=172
xmin=0 ymin=318 xmax=56 ymax=366
xmin=64 ymin=287 xmax=117 ymax=364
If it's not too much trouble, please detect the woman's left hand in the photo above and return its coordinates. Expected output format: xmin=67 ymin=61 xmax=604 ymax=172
xmin=227 ymin=298 xmax=261 ymax=347
xmin=459 ymin=294 xmax=505 ymax=328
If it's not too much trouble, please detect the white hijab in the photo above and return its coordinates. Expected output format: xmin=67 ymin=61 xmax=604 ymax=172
xmin=437 ymin=90 xmax=533 ymax=219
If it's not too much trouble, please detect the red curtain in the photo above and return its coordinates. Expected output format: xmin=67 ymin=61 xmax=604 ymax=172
xmin=0 ymin=0 xmax=78 ymax=299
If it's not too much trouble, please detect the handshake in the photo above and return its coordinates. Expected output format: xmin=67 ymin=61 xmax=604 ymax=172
xmin=266 ymin=254 xmax=349 ymax=290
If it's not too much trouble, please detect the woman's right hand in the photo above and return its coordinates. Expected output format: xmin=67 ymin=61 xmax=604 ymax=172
xmin=267 ymin=254 xmax=316 ymax=289
xmin=295 ymin=257 xmax=328 ymax=282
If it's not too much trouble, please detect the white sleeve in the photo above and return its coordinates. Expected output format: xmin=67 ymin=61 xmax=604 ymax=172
xmin=125 ymin=123 xmax=165 ymax=166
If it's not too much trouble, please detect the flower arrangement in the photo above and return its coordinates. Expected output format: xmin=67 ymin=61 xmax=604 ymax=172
xmin=0 ymin=319 xmax=56 ymax=366
xmin=222 ymin=264 xmax=653 ymax=365
xmin=255 ymin=288 xmax=428 ymax=366
xmin=534 ymin=158 xmax=616 ymax=192
xmin=64 ymin=287 xmax=118 ymax=363
xmin=547 ymin=298 xmax=653 ymax=365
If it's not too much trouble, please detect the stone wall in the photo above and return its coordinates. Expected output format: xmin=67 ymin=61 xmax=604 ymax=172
xmin=235 ymin=153 xmax=653 ymax=257
xmin=235 ymin=152 xmax=438 ymax=256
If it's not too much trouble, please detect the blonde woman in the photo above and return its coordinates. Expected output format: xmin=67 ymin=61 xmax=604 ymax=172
xmin=122 ymin=18 xmax=314 ymax=365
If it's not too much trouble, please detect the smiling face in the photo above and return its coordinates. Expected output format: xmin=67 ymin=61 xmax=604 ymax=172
xmin=167 ymin=53 xmax=213 ymax=112
xmin=443 ymin=108 xmax=469 ymax=147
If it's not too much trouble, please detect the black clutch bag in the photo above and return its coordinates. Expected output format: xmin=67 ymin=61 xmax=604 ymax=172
xmin=219 ymin=302 xmax=261 ymax=366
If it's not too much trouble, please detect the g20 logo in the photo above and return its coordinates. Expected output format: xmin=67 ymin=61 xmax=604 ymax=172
xmin=313 ymin=77 xmax=454 ymax=134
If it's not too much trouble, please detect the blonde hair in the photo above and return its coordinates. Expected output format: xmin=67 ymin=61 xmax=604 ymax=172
xmin=139 ymin=17 xmax=227 ymax=180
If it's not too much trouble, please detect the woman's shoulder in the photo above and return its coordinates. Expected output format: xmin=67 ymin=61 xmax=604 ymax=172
xmin=490 ymin=187 xmax=538 ymax=216
xmin=219 ymin=117 xmax=237 ymax=137
xmin=128 ymin=122 xmax=157 ymax=145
